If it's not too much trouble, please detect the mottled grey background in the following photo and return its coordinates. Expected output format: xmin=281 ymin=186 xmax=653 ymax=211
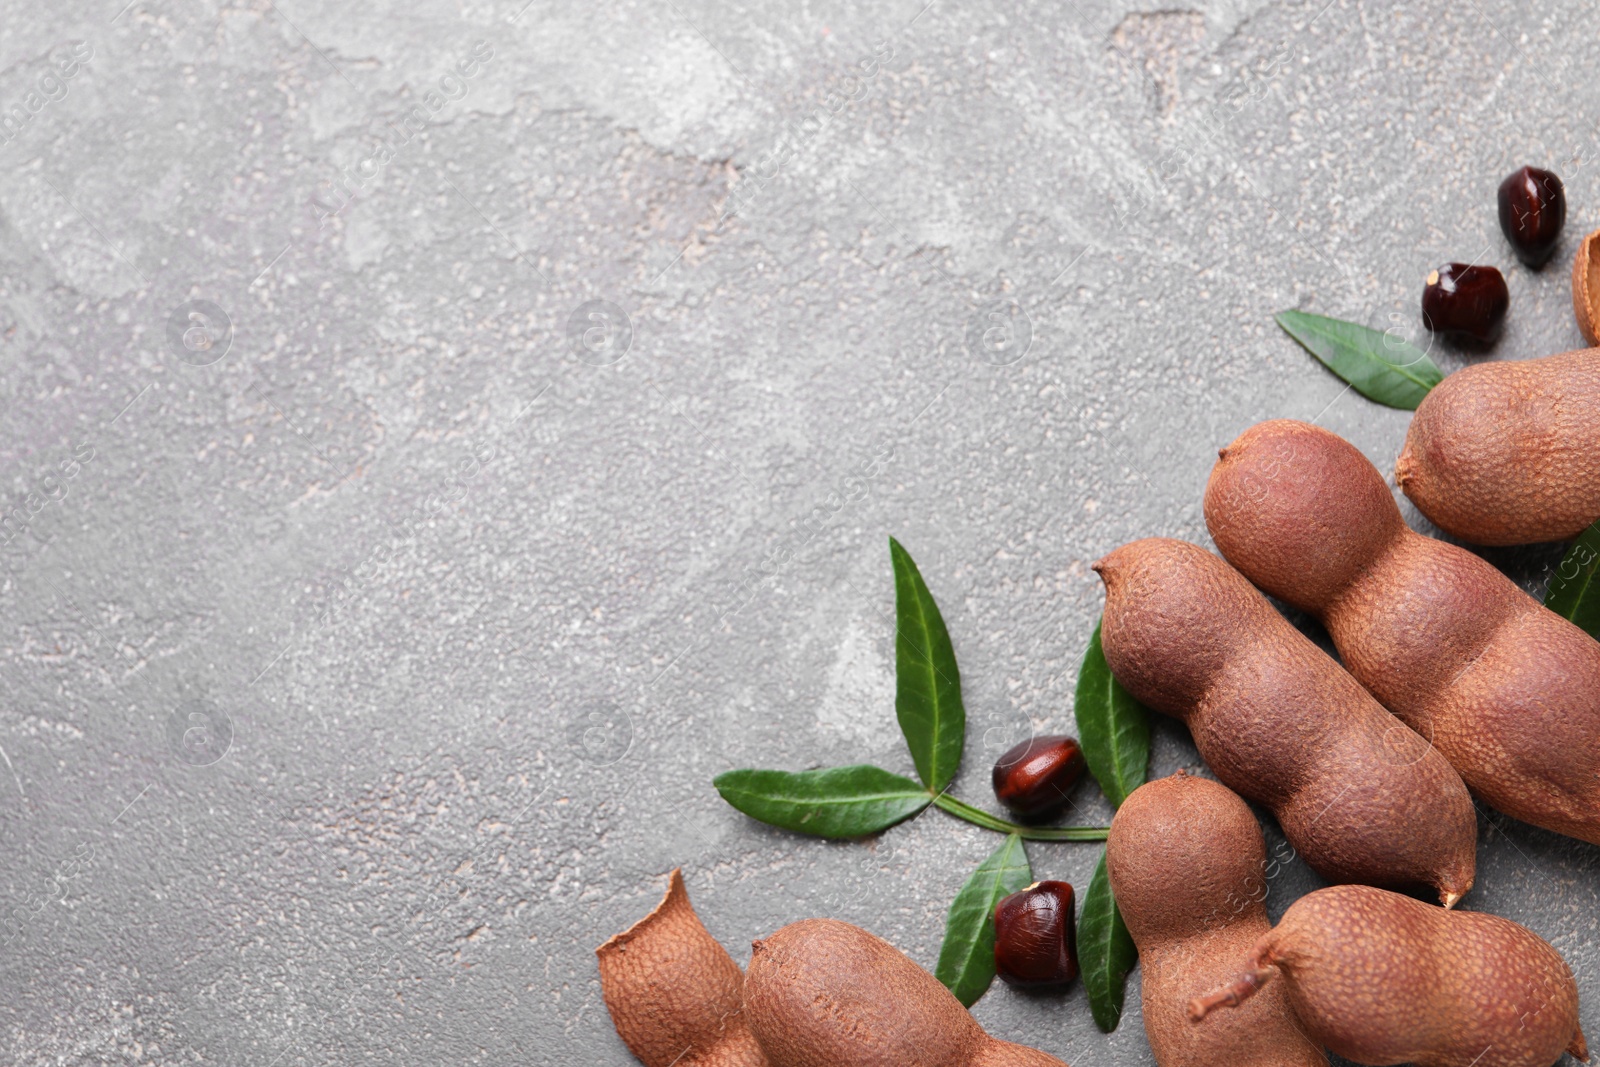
xmin=1 ymin=0 xmax=1596 ymax=1063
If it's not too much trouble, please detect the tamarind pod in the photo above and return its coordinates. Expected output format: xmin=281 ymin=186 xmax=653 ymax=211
xmin=1190 ymin=885 xmax=1586 ymax=1067
xmin=1207 ymin=419 xmax=1600 ymax=845
xmin=597 ymin=869 xmax=769 ymax=1067
xmin=1107 ymin=772 xmax=1327 ymax=1067
xmin=745 ymin=918 xmax=1069 ymax=1067
xmin=1095 ymin=537 xmax=1477 ymax=906
xmin=1396 ymin=348 xmax=1600 ymax=546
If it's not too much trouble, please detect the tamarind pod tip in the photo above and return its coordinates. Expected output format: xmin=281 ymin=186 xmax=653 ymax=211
xmin=1394 ymin=447 xmax=1416 ymax=488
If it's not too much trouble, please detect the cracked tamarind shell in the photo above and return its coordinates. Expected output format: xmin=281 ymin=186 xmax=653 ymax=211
xmin=1207 ymin=419 xmax=1600 ymax=847
xmin=597 ymin=869 xmax=769 ymax=1067
xmin=1094 ymin=537 xmax=1476 ymax=906
xmin=1189 ymin=885 xmax=1587 ymax=1067
xmin=1107 ymin=772 xmax=1327 ymax=1067
xmin=1395 ymin=347 xmax=1600 ymax=546
xmin=1574 ymin=228 xmax=1600 ymax=346
xmin=744 ymin=918 xmax=1070 ymax=1067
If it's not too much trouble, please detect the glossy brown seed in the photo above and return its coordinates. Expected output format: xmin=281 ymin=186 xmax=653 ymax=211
xmin=1498 ymin=165 xmax=1566 ymax=267
xmin=1422 ymin=263 xmax=1509 ymax=344
xmin=993 ymin=881 xmax=1078 ymax=988
xmin=992 ymin=736 xmax=1086 ymax=820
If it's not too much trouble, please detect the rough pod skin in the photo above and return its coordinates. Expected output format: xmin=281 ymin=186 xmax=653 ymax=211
xmin=597 ymin=869 xmax=769 ymax=1067
xmin=1207 ymin=420 xmax=1600 ymax=845
xmin=1395 ymin=348 xmax=1600 ymax=545
xmin=1107 ymin=772 xmax=1327 ymax=1067
xmin=1095 ymin=538 xmax=1476 ymax=905
xmin=745 ymin=918 xmax=1069 ymax=1067
xmin=1189 ymin=885 xmax=1587 ymax=1067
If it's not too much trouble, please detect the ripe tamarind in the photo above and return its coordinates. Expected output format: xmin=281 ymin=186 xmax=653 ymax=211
xmin=598 ymin=871 xmax=1070 ymax=1067
xmin=744 ymin=918 xmax=1069 ymax=1067
xmin=1095 ymin=537 xmax=1476 ymax=905
xmin=1395 ymin=347 xmax=1600 ymax=546
xmin=1189 ymin=884 xmax=1587 ymax=1067
xmin=1206 ymin=419 xmax=1600 ymax=845
xmin=1106 ymin=772 xmax=1327 ymax=1067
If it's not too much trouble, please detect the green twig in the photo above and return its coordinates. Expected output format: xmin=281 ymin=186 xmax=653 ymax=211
xmin=931 ymin=792 xmax=1108 ymax=841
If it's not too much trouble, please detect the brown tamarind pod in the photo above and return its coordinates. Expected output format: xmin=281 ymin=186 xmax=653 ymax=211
xmin=1095 ymin=538 xmax=1477 ymax=906
xmin=1395 ymin=348 xmax=1600 ymax=545
xmin=1189 ymin=885 xmax=1587 ymax=1067
xmin=1206 ymin=419 xmax=1600 ymax=846
xmin=597 ymin=869 xmax=769 ymax=1067
xmin=744 ymin=918 xmax=1069 ymax=1067
xmin=1107 ymin=772 xmax=1327 ymax=1067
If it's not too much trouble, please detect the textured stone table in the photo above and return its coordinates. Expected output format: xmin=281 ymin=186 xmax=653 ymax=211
xmin=1 ymin=1 xmax=1595 ymax=1064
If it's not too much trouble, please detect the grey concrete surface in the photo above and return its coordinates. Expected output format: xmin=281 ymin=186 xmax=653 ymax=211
xmin=1 ymin=0 xmax=1597 ymax=1063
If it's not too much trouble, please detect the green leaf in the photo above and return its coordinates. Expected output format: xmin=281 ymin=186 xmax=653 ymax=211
xmin=935 ymin=834 xmax=1032 ymax=1007
xmin=890 ymin=537 xmax=966 ymax=792
xmin=1276 ymin=309 xmax=1444 ymax=410
xmin=1546 ymin=523 xmax=1600 ymax=638
xmin=1074 ymin=621 xmax=1151 ymax=809
xmin=714 ymin=765 xmax=932 ymax=838
xmin=1079 ymin=848 xmax=1137 ymax=1033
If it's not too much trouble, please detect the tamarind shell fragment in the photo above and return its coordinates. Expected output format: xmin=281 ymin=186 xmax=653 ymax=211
xmin=597 ymin=869 xmax=769 ymax=1067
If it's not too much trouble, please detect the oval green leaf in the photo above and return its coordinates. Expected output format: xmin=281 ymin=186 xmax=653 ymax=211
xmin=1078 ymin=848 xmax=1137 ymax=1033
xmin=1074 ymin=620 xmax=1150 ymax=810
xmin=935 ymin=833 xmax=1032 ymax=1007
xmin=1276 ymin=309 xmax=1444 ymax=410
xmin=890 ymin=537 xmax=966 ymax=792
xmin=1545 ymin=523 xmax=1600 ymax=638
xmin=713 ymin=765 xmax=932 ymax=838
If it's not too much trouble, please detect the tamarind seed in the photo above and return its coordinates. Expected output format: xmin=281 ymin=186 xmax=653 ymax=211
xmin=1422 ymin=263 xmax=1509 ymax=344
xmin=993 ymin=881 xmax=1078 ymax=988
xmin=1498 ymin=165 xmax=1566 ymax=267
xmin=992 ymin=736 xmax=1086 ymax=820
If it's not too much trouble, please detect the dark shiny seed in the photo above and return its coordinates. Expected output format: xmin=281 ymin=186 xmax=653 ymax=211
xmin=994 ymin=881 xmax=1078 ymax=988
xmin=1421 ymin=263 xmax=1508 ymax=345
xmin=1498 ymin=165 xmax=1566 ymax=267
xmin=992 ymin=735 xmax=1086 ymax=821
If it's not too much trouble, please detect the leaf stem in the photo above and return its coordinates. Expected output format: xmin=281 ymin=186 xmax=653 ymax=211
xmin=931 ymin=793 xmax=1109 ymax=841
